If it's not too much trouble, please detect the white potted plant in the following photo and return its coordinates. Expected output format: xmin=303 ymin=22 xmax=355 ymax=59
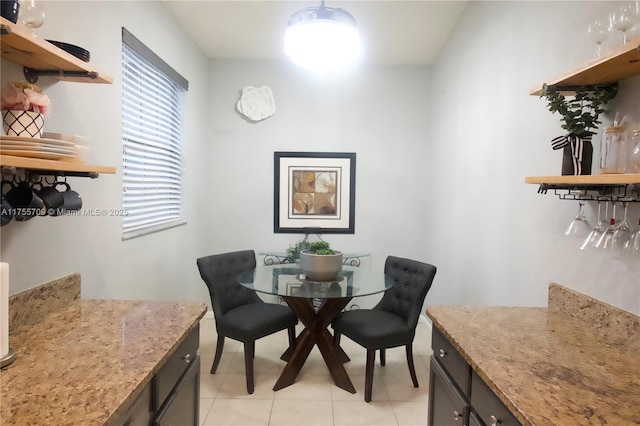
xmin=1 ymin=80 xmax=51 ymax=138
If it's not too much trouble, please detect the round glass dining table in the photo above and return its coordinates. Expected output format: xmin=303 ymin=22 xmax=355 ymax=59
xmin=237 ymin=264 xmax=393 ymax=394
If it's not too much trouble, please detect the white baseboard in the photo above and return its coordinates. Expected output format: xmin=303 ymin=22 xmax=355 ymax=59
xmin=419 ymin=313 xmax=432 ymax=333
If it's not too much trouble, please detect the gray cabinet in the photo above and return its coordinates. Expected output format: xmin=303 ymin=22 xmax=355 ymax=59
xmin=116 ymin=325 xmax=200 ymax=426
xmin=428 ymin=356 xmax=468 ymax=426
xmin=428 ymin=327 xmax=521 ymax=426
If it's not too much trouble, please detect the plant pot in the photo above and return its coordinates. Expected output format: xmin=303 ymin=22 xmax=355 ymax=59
xmin=299 ymin=250 xmax=343 ymax=281
xmin=561 ymin=136 xmax=592 ymax=176
xmin=2 ymin=110 xmax=45 ymax=138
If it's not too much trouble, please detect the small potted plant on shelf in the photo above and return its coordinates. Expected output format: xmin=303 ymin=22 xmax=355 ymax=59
xmin=1 ymin=80 xmax=51 ymax=138
xmin=299 ymin=241 xmax=343 ymax=281
xmin=541 ymin=83 xmax=617 ymax=175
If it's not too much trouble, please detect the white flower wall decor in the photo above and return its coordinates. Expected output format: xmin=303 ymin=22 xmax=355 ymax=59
xmin=236 ymin=86 xmax=276 ymax=122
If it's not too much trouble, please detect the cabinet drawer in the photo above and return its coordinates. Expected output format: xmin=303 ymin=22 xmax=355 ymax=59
xmin=471 ymin=370 xmax=520 ymax=426
xmin=153 ymin=325 xmax=199 ymax=410
xmin=428 ymin=356 xmax=468 ymax=426
xmin=431 ymin=326 xmax=470 ymax=395
xmin=153 ymin=355 xmax=200 ymax=426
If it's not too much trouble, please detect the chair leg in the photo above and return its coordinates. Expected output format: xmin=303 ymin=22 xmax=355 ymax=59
xmin=211 ymin=334 xmax=225 ymax=374
xmin=244 ymin=341 xmax=255 ymax=394
xmin=334 ymin=331 xmax=341 ymax=346
xmin=406 ymin=343 xmax=419 ymax=387
xmin=365 ymin=349 xmax=375 ymax=402
xmin=288 ymin=325 xmax=296 ymax=349
xmin=379 ymin=348 xmax=386 ymax=366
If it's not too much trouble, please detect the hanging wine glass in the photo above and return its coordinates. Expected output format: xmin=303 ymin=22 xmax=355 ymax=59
xmin=594 ymin=202 xmax=617 ymax=250
xmin=19 ymin=0 xmax=45 ymax=29
xmin=611 ymin=202 xmax=632 ymax=258
xmin=611 ymin=2 xmax=639 ymax=45
xmin=587 ymin=15 xmax=611 ymax=56
xmin=565 ymin=200 xmax=592 ymax=238
xmin=626 ymin=218 xmax=640 ymax=257
xmin=581 ymin=201 xmax=605 ymax=250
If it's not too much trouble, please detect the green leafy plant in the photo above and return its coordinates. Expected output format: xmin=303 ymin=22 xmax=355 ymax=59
xmin=286 ymin=240 xmax=310 ymax=260
xmin=541 ymin=84 xmax=618 ymax=137
xmin=305 ymin=241 xmax=335 ymax=255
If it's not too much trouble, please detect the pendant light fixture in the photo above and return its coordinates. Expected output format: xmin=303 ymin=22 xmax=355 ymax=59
xmin=284 ymin=1 xmax=361 ymax=76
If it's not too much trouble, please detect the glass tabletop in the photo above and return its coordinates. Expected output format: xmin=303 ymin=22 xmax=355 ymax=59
xmin=237 ymin=264 xmax=393 ymax=299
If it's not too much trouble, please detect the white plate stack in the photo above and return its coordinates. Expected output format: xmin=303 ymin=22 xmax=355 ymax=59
xmin=0 ymin=135 xmax=76 ymax=160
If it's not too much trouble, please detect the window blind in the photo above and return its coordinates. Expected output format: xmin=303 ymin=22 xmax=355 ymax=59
xmin=121 ymin=28 xmax=187 ymax=238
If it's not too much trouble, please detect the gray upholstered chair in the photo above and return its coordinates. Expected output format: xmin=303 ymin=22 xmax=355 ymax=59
xmin=332 ymin=256 xmax=437 ymax=402
xmin=196 ymin=250 xmax=298 ymax=394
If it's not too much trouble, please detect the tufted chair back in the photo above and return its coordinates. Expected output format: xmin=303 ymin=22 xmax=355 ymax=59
xmin=374 ymin=256 xmax=437 ymax=332
xmin=196 ymin=250 xmax=261 ymax=320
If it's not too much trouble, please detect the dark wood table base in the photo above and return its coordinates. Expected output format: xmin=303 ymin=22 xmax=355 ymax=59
xmin=274 ymin=296 xmax=355 ymax=394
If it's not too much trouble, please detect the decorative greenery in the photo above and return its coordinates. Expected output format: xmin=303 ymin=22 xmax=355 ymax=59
xmin=305 ymin=241 xmax=335 ymax=255
xmin=288 ymin=240 xmax=336 ymax=258
xmin=541 ymin=84 xmax=618 ymax=137
xmin=286 ymin=240 xmax=310 ymax=260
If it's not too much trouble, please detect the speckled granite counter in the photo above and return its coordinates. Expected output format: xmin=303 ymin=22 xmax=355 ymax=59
xmin=1 ymin=284 xmax=207 ymax=425
xmin=426 ymin=284 xmax=639 ymax=426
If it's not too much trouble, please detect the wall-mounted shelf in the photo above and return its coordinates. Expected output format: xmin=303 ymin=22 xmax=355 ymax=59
xmin=1 ymin=155 xmax=115 ymax=178
xmin=525 ymin=174 xmax=640 ymax=185
xmin=525 ymin=174 xmax=640 ymax=201
xmin=529 ymin=36 xmax=640 ymax=95
xmin=0 ymin=17 xmax=112 ymax=84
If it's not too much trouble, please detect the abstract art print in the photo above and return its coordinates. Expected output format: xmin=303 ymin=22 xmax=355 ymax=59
xmin=274 ymin=152 xmax=356 ymax=234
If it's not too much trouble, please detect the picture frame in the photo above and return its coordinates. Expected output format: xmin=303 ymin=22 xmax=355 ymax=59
xmin=274 ymin=151 xmax=356 ymax=234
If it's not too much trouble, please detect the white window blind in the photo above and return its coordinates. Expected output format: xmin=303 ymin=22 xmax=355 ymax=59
xmin=122 ymin=28 xmax=188 ymax=238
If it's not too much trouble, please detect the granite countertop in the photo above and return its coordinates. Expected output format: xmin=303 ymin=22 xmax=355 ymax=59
xmin=426 ymin=298 xmax=639 ymax=425
xmin=1 ymin=298 xmax=207 ymax=426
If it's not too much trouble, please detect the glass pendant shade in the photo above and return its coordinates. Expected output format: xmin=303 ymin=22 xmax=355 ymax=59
xmin=284 ymin=5 xmax=361 ymax=76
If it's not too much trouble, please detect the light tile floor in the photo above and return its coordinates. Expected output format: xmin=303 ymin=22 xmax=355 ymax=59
xmin=198 ymin=316 xmax=433 ymax=426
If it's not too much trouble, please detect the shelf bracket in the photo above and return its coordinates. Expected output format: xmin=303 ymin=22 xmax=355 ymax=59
xmin=23 ymin=67 xmax=98 ymax=84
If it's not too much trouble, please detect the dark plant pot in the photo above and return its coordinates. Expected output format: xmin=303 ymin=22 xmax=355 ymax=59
xmin=561 ymin=140 xmax=593 ymax=176
xmin=0 ymin=0 xmax=20 ymax=23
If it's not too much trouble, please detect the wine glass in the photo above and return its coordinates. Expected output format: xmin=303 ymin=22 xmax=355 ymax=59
xmin=565 ymin=200 xmax=592 ymax=238
xmin=611 ymin=2 xmax=639 ymax=45
xmin=626 ymin=218 xmax=640 ymax=257
xmin=581 ymin=201 xmax=605 ymax=250
xmin=594 ymin=202 xmax=617 ymax=249
xmin=19 ymin=0 xmax=45 ymax=30
xmin=587 ymin=16 xmax=611 ymax=56
xmin=611 ymin=202 xmax=632 ymax=258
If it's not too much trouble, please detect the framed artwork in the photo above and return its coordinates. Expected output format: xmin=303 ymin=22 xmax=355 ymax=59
xmin=274 ymin=152 xmax=356 ymax=234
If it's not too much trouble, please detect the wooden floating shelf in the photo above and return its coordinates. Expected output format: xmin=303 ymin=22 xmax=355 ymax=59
xmin=525 ymin=174 xmax=640 ymax=185
xmin=0 ymin=155 xmax=115 ymax=175
xmin=529 ymin=36 xmax=640 ymax=95
xmin=0 ymin=17 xmax=112 ymax=84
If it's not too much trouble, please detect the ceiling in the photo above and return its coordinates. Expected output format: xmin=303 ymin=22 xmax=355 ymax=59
xmin=163 ymin=1 xmax=468 ymax=65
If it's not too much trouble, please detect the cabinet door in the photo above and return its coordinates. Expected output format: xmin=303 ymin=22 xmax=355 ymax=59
xmin=471 ymin=370 xmax=520 ymax=426
xmin=469 ymin=411 xmax=484 ymax=426
xmin=428 ymin=356 xmax=468 ymax=426
xmin=120 ymin=381 xmax=152 ymax=426
xmin=153 ymin=355 xmax=200 ymax=426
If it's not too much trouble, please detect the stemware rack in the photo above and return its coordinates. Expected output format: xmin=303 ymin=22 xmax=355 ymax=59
xmin=526 ymin=174 xmax=640 ymax=202
xmin=536 ymin=183 xmax=640 ymax=202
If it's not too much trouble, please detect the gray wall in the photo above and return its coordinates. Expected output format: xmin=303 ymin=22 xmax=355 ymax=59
xmin=0 ymin=1 xmax=212 ymax=304
xmin=1 ymin=1 xmax=638 ymax=315
xmin=426 ymin=1 xmax=639 ymax=313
